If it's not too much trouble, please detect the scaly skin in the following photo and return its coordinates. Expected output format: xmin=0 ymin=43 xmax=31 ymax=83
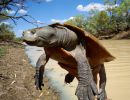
xmin=73 ymin=45 xmax=97 ymax=100
xmin=34 ymin=47 xmax=107 ymax=100
xmin=23 ymin=24 xmax=109 ymax=100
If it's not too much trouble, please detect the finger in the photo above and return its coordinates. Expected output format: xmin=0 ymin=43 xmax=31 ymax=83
xmin=97 ymin=89 xmax=102 ymax=99
xmin=35 ymin=74 xmax=40 ymax=89
xmin=39 ymin=85 xmax=42 ymax=90
xmin=98 ymin=94 xmax=104 ymax=100
xmin=91 ymin=81 xmax=98 ymax=95
xmin=35 ymin=78 xmax=39 ymax=90
xmin=42 ymin=83 xmax=44 ymax=86
xmin=75 ymin=86 xmax=84 ymax=100
xmin=76 ymin=85 xmax=90 ymax=100
xmin=88 ymin=86 xmax=95 ymax=100
xmin=82 ymin=96 xmax=89 ymax=100
xmin=82 ymin=86 xmax=88 ymax=100
xmin=39 ymin=79 xmax=43 ymax=90
xmin=38 ymin=70 xmax=44 ymax=90
xmin=83 ymin=92 xmax=89 ymax=100
xmin=98 ymin=89 xmax=106 ymax=100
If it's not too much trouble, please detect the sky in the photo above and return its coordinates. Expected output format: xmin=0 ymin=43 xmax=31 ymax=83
xmin=6 ymin=0 xmax=107 ymax=37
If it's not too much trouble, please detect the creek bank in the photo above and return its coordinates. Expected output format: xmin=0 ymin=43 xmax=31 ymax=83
xmin=0 ymin=44 xmax=59 ymax=100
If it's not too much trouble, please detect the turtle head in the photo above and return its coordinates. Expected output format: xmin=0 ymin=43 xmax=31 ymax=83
xmin=22 ymin=26 xmax=57 ymax=47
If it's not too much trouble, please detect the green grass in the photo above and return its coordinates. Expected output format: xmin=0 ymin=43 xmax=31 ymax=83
xmin=0 ymin=47 xmax=7 ymax=58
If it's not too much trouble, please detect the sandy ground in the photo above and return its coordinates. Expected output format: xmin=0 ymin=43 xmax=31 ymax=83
xmin=0 ymin=45 xmax=60 ymax=100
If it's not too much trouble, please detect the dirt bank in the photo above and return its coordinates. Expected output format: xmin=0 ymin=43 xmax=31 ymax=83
xmin=0 ymin=45 xmax=59 ymax=100
xmin=112 ymin=30 xmax=130 ymax=39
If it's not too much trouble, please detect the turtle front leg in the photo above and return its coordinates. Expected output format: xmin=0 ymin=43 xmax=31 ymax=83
xmin=35 ymin=54 xmax=49 ymax=90
xmin=98 ymin=64 xmax=107 ymax=100
xmin=74 ymin=46 xmax=98 ymax=100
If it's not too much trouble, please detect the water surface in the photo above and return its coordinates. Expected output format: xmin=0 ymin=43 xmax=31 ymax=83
xmin=101 ymin=40 xmax=130 ymax=100
xmin=25 ymin=40 xmax=130 ymax=100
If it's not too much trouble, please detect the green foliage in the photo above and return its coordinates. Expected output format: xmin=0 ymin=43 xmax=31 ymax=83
xmin=85 ymin=11 xmax=111 ymax=35
xmin=105 ymin=0 xmax=130 ymax=31
xmin=65 ymin=15 xmax=87 ymax=28
xmin=14 ymin=37 xmax=23 ymax=42
xmin=83 ymin=16 xmax=98 ymax=35
xmin=65 ymin=0 xmax=130 ymax=37
xmin=0 ymin=12 xmax=9 ymax=21
xmin=0 ymin=47 xmax=7 ymax=58
xmin=0 ymin=23 xmax=15 ymax=41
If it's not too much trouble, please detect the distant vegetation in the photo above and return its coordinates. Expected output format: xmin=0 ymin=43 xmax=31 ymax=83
xmin=0 ymin=0 xmax=41 ymax=42
xmin=0 ymin=47 xmax=6 ymax=58
xmin=65 ymin=0 xmax=130 ymax=39
xmin=0 ymin=23 xmax=15 ymax=41
xmin=0 ymin=13 xmax=22 ymax=42
xmin=0 ymin=0 xmax=129 ymax=40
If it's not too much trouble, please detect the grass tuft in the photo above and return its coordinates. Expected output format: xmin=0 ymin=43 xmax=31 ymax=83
xmin=0 ymin=47 xmax=7 ymax=58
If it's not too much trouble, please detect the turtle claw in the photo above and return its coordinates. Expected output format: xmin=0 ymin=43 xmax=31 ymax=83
xmin=34 ymin=71 xmax=44 ymax=90
xmin=76 ymin=81 xmax=98 ymax=100
xmin=65 ymin=73 xmax=75 ymax=84
xmin=97 ymin=89 xmax=107 ymax=100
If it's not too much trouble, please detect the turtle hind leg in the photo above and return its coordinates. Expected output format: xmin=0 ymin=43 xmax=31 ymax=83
xmin=98 ymin=64 xmax=107 ymax=100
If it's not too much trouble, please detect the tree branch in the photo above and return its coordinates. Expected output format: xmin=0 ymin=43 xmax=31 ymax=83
xmin=0 ymin=0 xmax=45 ymax=26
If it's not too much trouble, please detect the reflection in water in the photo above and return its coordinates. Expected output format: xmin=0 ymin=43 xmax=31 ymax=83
xmin=101 ymin=40 xmax=130 ymax=100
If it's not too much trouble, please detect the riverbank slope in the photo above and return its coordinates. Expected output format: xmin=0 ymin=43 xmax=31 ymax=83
xmin=0 ymin=45 xmax=59 ymax=100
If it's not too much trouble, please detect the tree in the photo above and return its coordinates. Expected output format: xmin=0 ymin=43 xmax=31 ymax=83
xmin=87 ymin=11 xmax=111 ymax=35
xmin=0 ymin=0 xmax=43 ymax=25
xmin=65 ymin=15 xmax=87 ymax=28
xmin=0 ymin=23 xmax=15 ymax=41
xmin=105 ymin=0 xmax=130 ymax=32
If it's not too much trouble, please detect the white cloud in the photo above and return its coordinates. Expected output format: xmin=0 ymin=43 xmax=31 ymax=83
xmin=36 ymin=20 xmax=44 ymax=24
xmin=6 ymin=9 xmax=27 ymax=15
xmin=6 ymin=10 xmax=15 ymax=14
xmin=51 ymin=19 xmax=67 ymax=23
xmin=16 ymin=3 xmax=22 ymax=7
xmin=69 ymin=17 xmax=74 ymax=20
xmin=0 ymin=22 xmax=10 ymax=25
xmin=77 ymin=3 xmax=118 ymax=12
xmin=51 ymin=17 xmax=74 ymax=23
xmin=45 ymin=0 xmax=53 ymax=2
xmin=18 ymin=9 xmax=27 ymax=14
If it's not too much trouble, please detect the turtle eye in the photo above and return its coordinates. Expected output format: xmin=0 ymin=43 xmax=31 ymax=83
xmin=31 ymin=30 xmax=36 ymax=34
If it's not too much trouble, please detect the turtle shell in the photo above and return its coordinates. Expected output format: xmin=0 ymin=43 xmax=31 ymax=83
xmin=50 ymin=23 xmax=115 ymax=66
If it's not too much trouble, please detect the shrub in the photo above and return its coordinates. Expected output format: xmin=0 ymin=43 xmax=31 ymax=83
xmin=0 ymin=47 xmax=6 ymax=58
xmin=0 ymin=23 xmax=15 ymax=41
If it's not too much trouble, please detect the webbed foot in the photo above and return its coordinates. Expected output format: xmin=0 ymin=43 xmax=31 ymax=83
xmin=65 ymin=73 xmax=75 ymax=84
xmin=34 ymin=70 xmax=44 ymax=90
xmin=76 ymin=80 xmax=98 ymax=100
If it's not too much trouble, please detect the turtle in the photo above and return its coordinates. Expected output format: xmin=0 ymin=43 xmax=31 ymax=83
xmin=23 ymin=23 xmax=115 ymax=100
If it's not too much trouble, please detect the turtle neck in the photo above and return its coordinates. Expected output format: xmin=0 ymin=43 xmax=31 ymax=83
xmin=54 ymin=26 xmax=78 ymax=51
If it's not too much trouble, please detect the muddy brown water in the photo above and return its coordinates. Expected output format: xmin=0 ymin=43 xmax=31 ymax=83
xmin=101 ymin=40 xmax=130 ymax=100
xmin=25 ymin=40 xmax=130 ymax=100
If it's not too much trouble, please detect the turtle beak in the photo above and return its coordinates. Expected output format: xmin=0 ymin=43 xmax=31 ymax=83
xmin=22 ymin=31 xmax=37 ymax=42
